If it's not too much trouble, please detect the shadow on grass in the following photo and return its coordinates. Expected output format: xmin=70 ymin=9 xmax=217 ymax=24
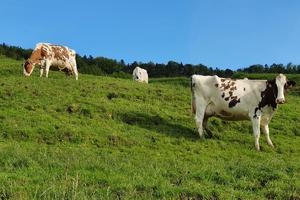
xmin=118 ymin=111 xmax=198 ymax=140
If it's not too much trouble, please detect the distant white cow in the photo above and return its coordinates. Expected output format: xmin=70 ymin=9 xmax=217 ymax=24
xmin=133 ymin=67 xmax=148 ymax=83
xmin=23 ymin=43 xmax=78 ymax=80
xmin=191 ymin=74 xmax=296 ymax=150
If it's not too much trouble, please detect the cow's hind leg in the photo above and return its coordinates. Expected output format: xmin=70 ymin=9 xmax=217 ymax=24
xmin=251 ymin=116 xmax=261 ymax=151
xmin=73 ymin=68 xmax=78 ymax=81
xmin=203 ymin=116 xmax=213 ymax=138
xmin=261 ymin=124 xmax=274 ymax=148
xmin=195 ymin=100 xmax=207 ymax=139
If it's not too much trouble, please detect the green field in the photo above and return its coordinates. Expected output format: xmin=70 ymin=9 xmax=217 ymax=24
xmin=0 ymin=55 xmax=299 ymax=199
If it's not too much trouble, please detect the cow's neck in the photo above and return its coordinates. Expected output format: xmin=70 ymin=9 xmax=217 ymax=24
xmin=29 ymin=49 xmax=42 ymax=65
xmin=257 ymin=79 xmax=278 ymax=111
xmin=253 ymin=80 xmax=278 ymax=118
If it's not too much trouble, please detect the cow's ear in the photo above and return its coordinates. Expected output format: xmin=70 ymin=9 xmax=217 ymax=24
xmin=267 ymin=79 xmax=275 ymax=87
xmin=268 ymin=79 xmax=275 ymax=84
xmin=287 ymin=80 xmax=296 ymax=87
xmin=22 ymin=61 xmax=28 ymax=67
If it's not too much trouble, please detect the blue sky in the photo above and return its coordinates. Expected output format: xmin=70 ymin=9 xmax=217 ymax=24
xmin=1 ymin=0 xmax=300 ymax=69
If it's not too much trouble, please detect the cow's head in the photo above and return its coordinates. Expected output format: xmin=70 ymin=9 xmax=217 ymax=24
xmin=23 ymin=60 xmax=35 ymax=77
xmin=274 ymin=74 xmax=296 ymax=104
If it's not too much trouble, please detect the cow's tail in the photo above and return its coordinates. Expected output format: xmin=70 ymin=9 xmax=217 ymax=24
xmin=191 ymin=75 xmax=196 ymax=114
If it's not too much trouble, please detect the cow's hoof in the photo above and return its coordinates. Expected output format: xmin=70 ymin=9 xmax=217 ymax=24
xmin=255 ymin=144 xmax=260 ymax=151
xmin=199 ymin=135 xmax=205 ymax=140
xmin=268 ymin=143 xmax=275 ymax=148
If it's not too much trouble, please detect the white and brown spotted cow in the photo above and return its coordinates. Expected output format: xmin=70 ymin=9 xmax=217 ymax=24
xmin=23 ymin=43 xmax=78 ymax=80
xmin=191 ymin=74 xmax=296 ymax=150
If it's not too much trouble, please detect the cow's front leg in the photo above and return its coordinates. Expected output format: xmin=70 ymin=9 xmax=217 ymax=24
xmin=73 ymin=64 xmax=79 ymax=80
xmin=45 ymin=62 xmax=51 ymax=78
xmin=40 ymin=68 xmax=44 ymax=77
xmin=261 ymin=124 xmax=274 ymax=148
xmin=251 ymin=116 xmax=261 ymax=151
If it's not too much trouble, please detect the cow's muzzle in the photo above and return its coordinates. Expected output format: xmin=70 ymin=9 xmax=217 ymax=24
xmin=24 ymin=72 xmax=30 ymax=77
xmin=276 ymin=98 xmax=285 ymax=104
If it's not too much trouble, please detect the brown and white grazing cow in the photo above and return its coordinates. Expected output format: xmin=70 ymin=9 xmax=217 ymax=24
xmin=23 ymin=43 xmax=78 ymax=80
xmin=191 ymin=74 xmax=296 ymax=150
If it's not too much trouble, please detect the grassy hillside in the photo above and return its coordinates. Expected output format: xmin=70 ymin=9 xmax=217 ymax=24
xmin=0 ymin=55 xmax=299 ymax=199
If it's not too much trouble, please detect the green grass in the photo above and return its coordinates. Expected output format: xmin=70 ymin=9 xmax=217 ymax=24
xmin=0 ymin=55 xmax=299 ymax=199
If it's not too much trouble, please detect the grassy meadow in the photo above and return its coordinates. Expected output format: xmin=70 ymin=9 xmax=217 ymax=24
xmin=0 ymin=55 xmax=299 ymax=199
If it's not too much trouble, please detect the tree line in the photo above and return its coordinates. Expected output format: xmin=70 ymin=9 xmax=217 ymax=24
xmin=1 ymin=43 xmax=300 ymax=78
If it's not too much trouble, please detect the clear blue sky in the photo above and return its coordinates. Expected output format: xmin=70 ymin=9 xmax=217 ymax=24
xmin=1 ymin=0 xmax=300 ymax=69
